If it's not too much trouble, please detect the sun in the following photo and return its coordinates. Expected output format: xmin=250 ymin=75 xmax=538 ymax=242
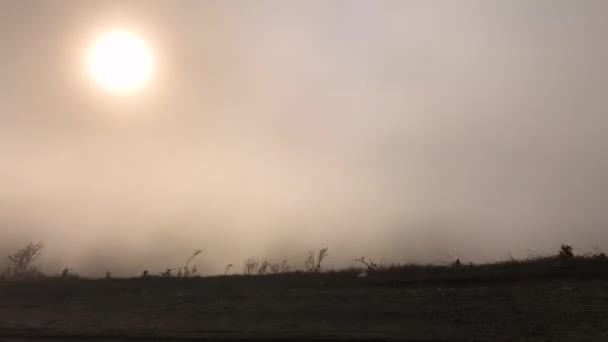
xmin=88 ymin=31 xmax=153 ymax=94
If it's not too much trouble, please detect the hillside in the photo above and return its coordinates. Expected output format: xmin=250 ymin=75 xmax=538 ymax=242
xmin=1 ymin=256 xmax=607 ymax=341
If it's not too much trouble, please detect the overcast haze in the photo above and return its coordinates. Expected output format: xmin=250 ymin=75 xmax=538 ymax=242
xmin=1 ymin=0 xmax=607 ymax=276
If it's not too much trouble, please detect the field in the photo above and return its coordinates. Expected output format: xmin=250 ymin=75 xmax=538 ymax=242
xmin=1 ymin=257 xmax=607 ymax=341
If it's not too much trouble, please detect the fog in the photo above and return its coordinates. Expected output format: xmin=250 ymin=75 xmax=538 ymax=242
xmin=1 ymin=0 xmax=607 ymax=276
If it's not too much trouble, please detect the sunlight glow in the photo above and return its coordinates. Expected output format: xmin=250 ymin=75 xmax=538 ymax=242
xmin=88 ymin=31 xmax=153 ymax=94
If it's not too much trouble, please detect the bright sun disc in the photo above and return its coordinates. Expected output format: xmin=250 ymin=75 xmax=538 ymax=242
xmin=88 ymin=31 xmax=153 ymax=94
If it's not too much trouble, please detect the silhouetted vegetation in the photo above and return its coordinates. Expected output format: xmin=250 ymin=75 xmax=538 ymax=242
xmin=2 ymin=250 xmax=607 ymax=341
xmin=241 ymin=257 xmax=288 ymax=276
xmin=157 ymin=249 xmax=202 ymax=278
xmin=559 ymin=244 xmax=574 ymax=259
xmin=304 ymin=247 xmax=329 ymax=272
xmin=224 ymin=263 xmax=234 ymax=275
xmin=182 ymin=249 xmax=202 ymax=277
xmin=354 ymin=256 xmax=378 ymax=271
xmin=243 ymin=257 xmax=259 ymax=275
xmin=3 ymin=243 xmax=608 ymax=282
xmin=4 ymin=242 xmax=43 ymax=279
xmin=161 ymin=268 xmax=175 ymax=277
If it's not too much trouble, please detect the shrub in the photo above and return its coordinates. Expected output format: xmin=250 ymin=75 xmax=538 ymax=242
xmin=242 ymin=258 xmax=284 ymax=275
xmin=304 ymin=247 xmax=329 ymax=272
xmin=257 ymin=260 xmax=271 ymax=275
xmin=182 ymin=249 xmax=202 ymax=277
xmin=59 ymin=267 xmax=79 ymax=279
xmin=354 ymin=256 xmax=378 ymax=271
xmin=162 ymin=268 xmax=175 ymax=277
xmin=243 ymin=257 xmax=259 ymax=275
xmin=559 ymin=244 xmax=574 ymax=259
xmin=224 ymin=264 xmax=234 ymax=275
xmin=304 ymin=251 xmax=315 ymax=272
xmin=317 ymin=247 xmax=329 ymax=270
xmin=6 ymin=242 xmax=43 ymax=278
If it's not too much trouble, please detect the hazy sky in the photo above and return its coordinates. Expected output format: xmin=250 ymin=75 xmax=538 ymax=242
xmin=1 ymin=0 xmax=607 ymax=276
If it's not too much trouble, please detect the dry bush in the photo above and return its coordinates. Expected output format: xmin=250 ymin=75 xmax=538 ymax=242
xmin=354 ymin=256 xmax=378 ymax=271
xmin=257 ymin=260 xmax=271 ymax=275
xmin=304 ymin=247 xmax=329 ymax=272
xmin=6 ymin=242 xmax=43 ymax=278
xmin=317 ymin=247 xmax=328 ymax=269
xmin=59 ymin=267 xmax=79 ymax=279
xmin=559 ymin=244 xmax=574 ymax=259
xmin=243 ymin=257 xmax=259 ymax=275
xmin=161 ymin=249 xmax=203 ymax=278
xmin=304 ymin=251 xmax=315 ymax=272
xmin=182 ymin=249 xmax=202 ymax=277
xmin=242 ymin=258 xmax=280 ymax=275
xmin=224 ymin=264 xmax=234 ymax=275
xmin=162 ymin=268 xmax=175 ymax=277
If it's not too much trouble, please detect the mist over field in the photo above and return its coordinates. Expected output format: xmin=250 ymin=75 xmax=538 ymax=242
xmin=1 ymin=0 xmax=608 ymax=276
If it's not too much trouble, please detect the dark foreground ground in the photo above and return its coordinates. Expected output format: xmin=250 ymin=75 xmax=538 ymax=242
xmin=1 ymin=258 xmax=607 ymax=341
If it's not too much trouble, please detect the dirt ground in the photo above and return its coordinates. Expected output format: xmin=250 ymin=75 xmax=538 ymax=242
xmin=0 ymin=271 xmax=607 ymax=341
